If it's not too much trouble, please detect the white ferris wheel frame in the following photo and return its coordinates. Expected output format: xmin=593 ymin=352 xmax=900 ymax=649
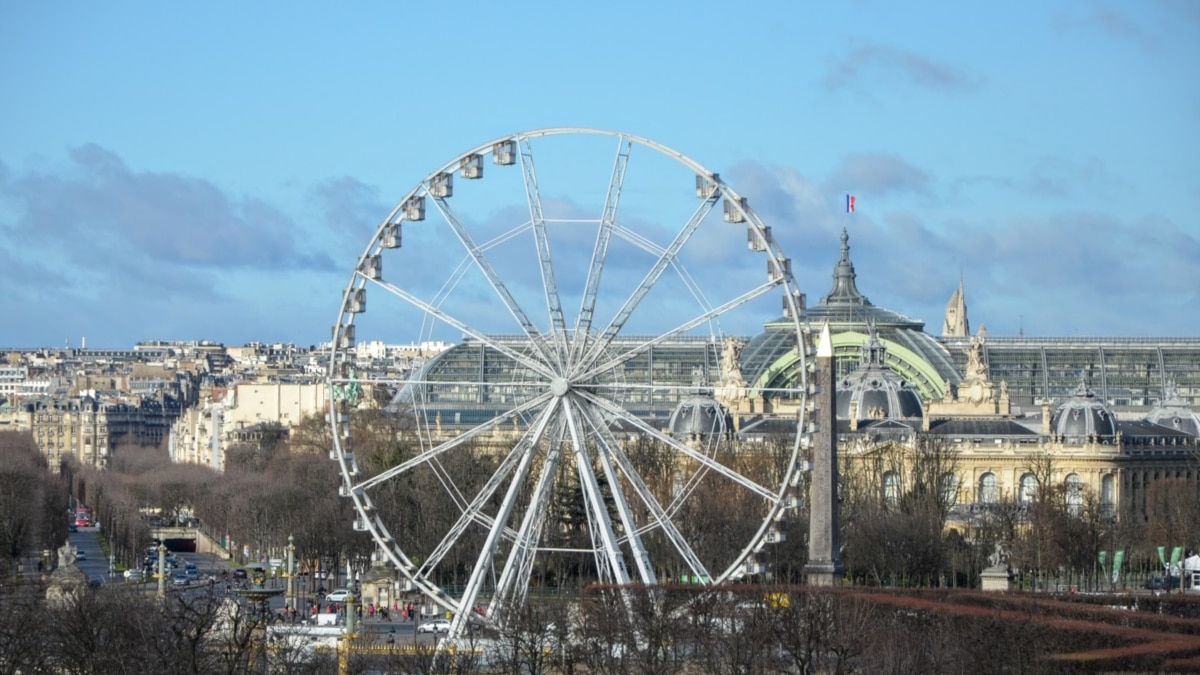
xmin=327 ymin=127 xmax=811 ymax=637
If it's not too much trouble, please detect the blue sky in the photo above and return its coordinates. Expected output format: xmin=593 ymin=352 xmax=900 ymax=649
xmin=1 ymin=0 xmax=1197 ymax=348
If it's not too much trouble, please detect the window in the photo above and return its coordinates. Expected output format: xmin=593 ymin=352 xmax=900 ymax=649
xmin=979 ymin=472 xmax=998 ymax=504
xmin=1100 ymin=474 xmax=1114 ymax=515
xmin=883 ymin=471 xmax=900 ymax=507
xmin=1019 ymin=473 xmax=1038 ymax=504
xmin=1065 ymin=473 xmax=1083 ymax=515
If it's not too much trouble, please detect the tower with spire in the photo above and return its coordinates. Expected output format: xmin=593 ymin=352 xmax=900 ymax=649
xmin=942 ymin=276 xmax=970 ymax=337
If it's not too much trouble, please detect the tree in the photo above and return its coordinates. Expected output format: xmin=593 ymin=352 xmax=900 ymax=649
xmin=839 ymin=433 xmax=959 ymax=586
xmin=0 ymin=432 xmax=64 ymax=579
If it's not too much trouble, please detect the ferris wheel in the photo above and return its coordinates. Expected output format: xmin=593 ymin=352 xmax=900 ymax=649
xmin=328 ymin=128 xmax=809 ymax=636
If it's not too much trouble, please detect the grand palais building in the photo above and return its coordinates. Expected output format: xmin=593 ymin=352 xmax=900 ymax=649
xmin=406 ymin=230 xmax=1200 ymax=521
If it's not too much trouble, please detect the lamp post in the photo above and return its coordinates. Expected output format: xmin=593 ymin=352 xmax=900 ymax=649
xmin=344 ymin=572 xmax=359 ymax=638
xmin=156 ymin=542 xmax=167 ymax=599
xmin=285 ymin=535 xmax=295 ymax=612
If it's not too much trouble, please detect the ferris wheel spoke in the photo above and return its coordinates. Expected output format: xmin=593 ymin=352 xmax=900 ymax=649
xmin=576 ymin=389 xmax=776 ymax=501
xmin=426 ymin=190 xmax=557 ymax=367
xmin=367 ymin=277 xmax=554 ymax=379
xmin=562 ymin=398 xmax=632 ymax=585
xmin=573 ymin=196 xmax=719 ymax=376
xmin=451 ymin=399 xmax=561 ymax=636
xmin=518 ymin=137 xmax=569 ymax=371
xmin=576 ymin=279 xmax=780 ymax=382
xmin=420 ymin=403 xmax=557 ymax=578
xmin=353 ymin=393 xmax=553 ymax=493
xmin=576 ymin=402 xmax=711 ymax=582
xmin=572 ymin=398 xmax=665 ymax=584
xmin=486 ymin=413 xmax=566 ymax=620
xmin=570 ymin=136 xmax=632 ymax=368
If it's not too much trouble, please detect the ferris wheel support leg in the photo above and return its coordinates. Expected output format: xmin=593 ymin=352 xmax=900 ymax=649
xmin=572 ymin=399 xmax=657 ymax=585
xmin=562 ymin=398 xmax=632 ymax=586
xmin=579 ymin=405 xmax=710 ymax=582
xmin=450 ymin=402 xmax=557 ymax=637
xmin=487 ymin=423 xmax=564 ymax=622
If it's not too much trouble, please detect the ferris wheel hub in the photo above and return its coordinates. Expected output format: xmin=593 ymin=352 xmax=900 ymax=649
xmin=550 ymin=377 xmax=570 ymax=397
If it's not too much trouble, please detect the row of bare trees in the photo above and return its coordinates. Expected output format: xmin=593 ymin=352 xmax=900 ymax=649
xmin=5 ymin=406 xmax=1195 ymax=595
xmin=4 ymin=580 xmax=1158 ymax=675
xmin=0 ymin=432 xmax=70 ymax=580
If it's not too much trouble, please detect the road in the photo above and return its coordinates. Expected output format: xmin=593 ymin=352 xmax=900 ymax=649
xmin=66 ymin=525 xmax=113 ymax=585
xmin=55 ymin=531 xmax=455 ymax=645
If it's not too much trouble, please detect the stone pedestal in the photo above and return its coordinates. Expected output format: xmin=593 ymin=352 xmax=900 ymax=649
xmin=980 ymin=566 xmax=1012 ymax=592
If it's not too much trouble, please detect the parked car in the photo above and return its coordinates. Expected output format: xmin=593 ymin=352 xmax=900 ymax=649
xmin=1144 ymin=575 xmax=1181 ymax=591
xmin=232 ymin=569 xmax=248 ymax=580
xmin=418 ymin=618 xmax=451 ymax=634
xmin=324 ymin=589 xmax=351 ymax=602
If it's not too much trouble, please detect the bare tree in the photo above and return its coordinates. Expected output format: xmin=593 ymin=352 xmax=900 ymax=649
xmin=0 ymin=432 xmax=62 ymax=579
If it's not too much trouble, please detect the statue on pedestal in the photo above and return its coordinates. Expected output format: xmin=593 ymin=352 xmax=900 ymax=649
xmin=57 ymin=541 xmax=77 ymax=568
xmin=720 ymin=337 xmax=746 ymax=386
xmin=987 ymin=541 xmax=1008 ymax=569
xmin=46 ymin=540 xmax=88 ymax=608
xmin=965 ymin=334 xmax=988 ymax=382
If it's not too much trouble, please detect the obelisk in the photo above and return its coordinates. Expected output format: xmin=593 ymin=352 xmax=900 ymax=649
xmin=805 ymin=322 xmax=843 ymax=586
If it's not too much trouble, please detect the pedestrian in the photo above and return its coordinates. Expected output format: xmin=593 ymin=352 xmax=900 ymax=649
xmin=368 ymin=603 xmax=376 ymax=620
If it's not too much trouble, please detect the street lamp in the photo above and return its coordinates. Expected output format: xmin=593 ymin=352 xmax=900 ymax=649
xmin=285 ymin=535 xmax=295 ymax=612
xmin=344 ymin=571 xmax=359 ymax=637
xmin=156 ymin=542 xmax=167 ymax=599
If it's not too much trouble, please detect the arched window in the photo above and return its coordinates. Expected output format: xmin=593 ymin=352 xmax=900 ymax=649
xmin=883 ymin=470 xmax=900 ymax=508
xmin=979 ymin=472 xmax=998 ymax=504
xmin=939 ymin=472 xmax=958 ymax=507
xmin=1100 ymin=474 xmax=1114 ymax=515
xmin=1019 ymin=473 xmax=1038 ymax=504
xmin=1065 ymin=473 xmax=1083 ymax=515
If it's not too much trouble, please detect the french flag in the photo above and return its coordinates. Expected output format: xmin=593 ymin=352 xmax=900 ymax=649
xmin=846 ymin=194 xmax=856 ymax=213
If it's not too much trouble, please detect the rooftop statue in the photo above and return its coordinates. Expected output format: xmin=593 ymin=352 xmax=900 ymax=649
xmin=720 ymin=337 xmax=746 ymax=386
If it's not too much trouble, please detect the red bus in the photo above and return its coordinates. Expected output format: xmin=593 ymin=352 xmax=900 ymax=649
xmin=74 ymin=508 xmax=91 ymax=527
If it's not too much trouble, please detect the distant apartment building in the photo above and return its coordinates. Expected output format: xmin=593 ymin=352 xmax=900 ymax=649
xmin=0 ymin=365 xmax=27 ymax=397
xmin=5 ymin=394 xmax=180 ymax=470
xmin=170 ymin=382 xmax=328 ymax=470
xmin=0 ymin=364 xmax=54 ymax=399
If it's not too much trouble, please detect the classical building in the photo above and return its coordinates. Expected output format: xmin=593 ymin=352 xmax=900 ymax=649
xmin=789 ymin=231 xmax=1199 ymax=521
xmin=394 ymin=229 xmax=1200 ymax=521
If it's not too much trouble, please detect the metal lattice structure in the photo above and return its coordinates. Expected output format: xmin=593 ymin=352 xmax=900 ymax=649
xmin=327 ymin=128 xmax=809 ymax=636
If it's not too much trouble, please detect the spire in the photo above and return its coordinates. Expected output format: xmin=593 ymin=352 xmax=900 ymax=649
xmin=942 ymin=276 xmax=970 ymax=337
xmin=820 ymin=229 xmax=871 ymax=306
